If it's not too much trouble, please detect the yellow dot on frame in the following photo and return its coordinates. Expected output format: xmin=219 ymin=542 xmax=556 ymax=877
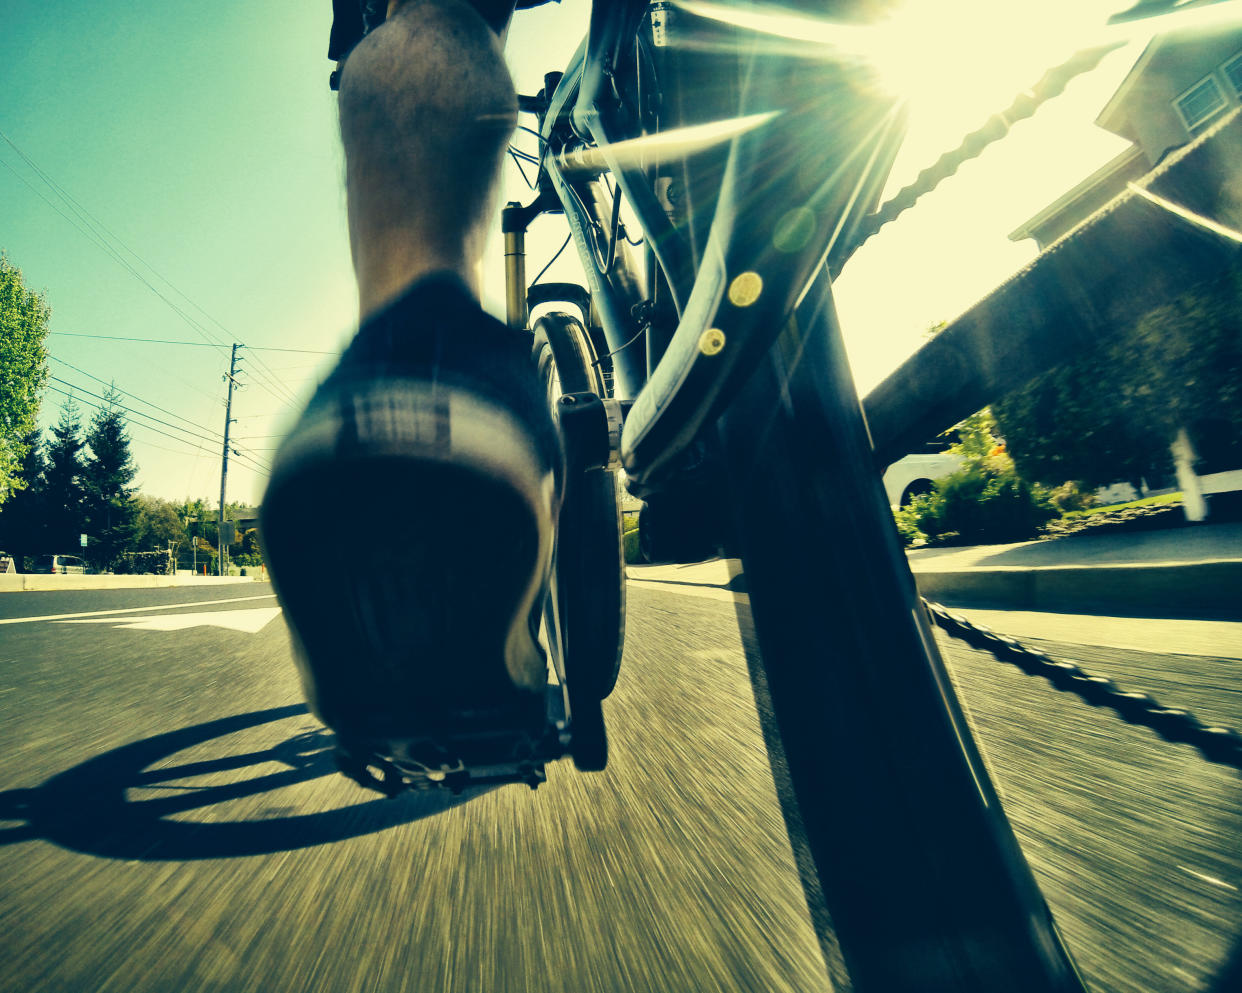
xmin=727 ymin=271 xmax=763 ymax=307
xmin=698 ymin=328 xmax=726 ymax=356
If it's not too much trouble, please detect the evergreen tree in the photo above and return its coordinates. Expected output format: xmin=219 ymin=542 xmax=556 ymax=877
xmin=0 ymin=427 xmax=47 ymax=566
xmin=83 ymin=386 xmax=137 ymax=569
xmin=0 ymin=255 xmax=51 ymax=508
xmin=42 ymin=401 xmax=88 ymax=551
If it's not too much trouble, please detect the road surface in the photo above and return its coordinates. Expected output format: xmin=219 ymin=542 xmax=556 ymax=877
xmin=0 ymin=580 xmax=1239 ymax=992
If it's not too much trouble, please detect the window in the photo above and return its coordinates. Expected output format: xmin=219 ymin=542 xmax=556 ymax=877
xmin=1223 ymin=52 xmax=1242 ymax=98
xmin=1174 ymin=75 xmax=1227 ymax=131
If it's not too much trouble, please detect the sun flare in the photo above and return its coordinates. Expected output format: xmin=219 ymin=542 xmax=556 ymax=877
xmin=678 ymin=1 xmax=1131 ymax=143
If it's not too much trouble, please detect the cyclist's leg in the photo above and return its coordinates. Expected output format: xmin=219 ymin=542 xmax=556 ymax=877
xmin=261 ymin=0 xmax=564 ymax=779
xmin=337 ymin=0 xmax=517 ymax=316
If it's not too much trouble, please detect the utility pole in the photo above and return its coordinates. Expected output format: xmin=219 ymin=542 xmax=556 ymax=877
xmin=219 ymin=344 xmax=243 ymax=577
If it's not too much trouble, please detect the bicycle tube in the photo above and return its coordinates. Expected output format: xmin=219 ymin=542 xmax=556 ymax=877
xmin=716 ymin=264 xmax=1087 ymax=993
xmin=611 ymin=40 xmax=904 ymax=493
xmin=545 ymin=8 xmax=904 ymax=495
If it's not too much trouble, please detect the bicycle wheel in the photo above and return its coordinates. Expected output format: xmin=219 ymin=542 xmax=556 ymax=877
xmin=716 ymin=269 xmax=1086 ymax=993
xmin=532 ymin=311 xmax=626 ymax=771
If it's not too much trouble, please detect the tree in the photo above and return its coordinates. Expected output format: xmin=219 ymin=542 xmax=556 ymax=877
xmin=1125 ymin=268 xmax=1242 ymax=474
xmin=0 ymin=428 xmax=47 ymax=565
xmin=132 ymin=495 xmax=188 ymax=552
xmin=993 ymin=348 xmax=1166 ymax=490
xmin=0 ymin=255 xmax=51 ymax=508
xmin=83 ymin=386 xmax=138 ymax=569
xmin=176 ymin=496 xmax=215 ymax=570
xmin=994 ymin=268 xmax=1242 ymax=491
xmin=42 ymin=401 xmax=88 ymax=551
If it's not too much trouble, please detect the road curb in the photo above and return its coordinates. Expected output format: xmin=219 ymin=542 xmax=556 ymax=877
xmin=913 ymin=560 xmax=1242 ymax=618
xmin=0 ymin=575 xmax=264 ymax=593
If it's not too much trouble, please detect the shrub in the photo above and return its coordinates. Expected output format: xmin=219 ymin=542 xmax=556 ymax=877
xmin=117 ymin=550 xmax=173 ymax=575
xmin=893 ymin=498 xmax=930 ymax=547
xmin=926 ymin=456 xmax=1056 ymax=544
xmin=1047 ymin=480 xmax=1095 ymax=514
xmin=622 ymin=522 xmax=641 ymax=564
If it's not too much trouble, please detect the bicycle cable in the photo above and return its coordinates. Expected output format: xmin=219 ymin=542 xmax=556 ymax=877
xmin=508 ymin=148 xmax=538 ymax=189
xmin=593 ymin=322 xmax=647 ymax=367
xmin=530 ymin=233 xmax=572 ymax=286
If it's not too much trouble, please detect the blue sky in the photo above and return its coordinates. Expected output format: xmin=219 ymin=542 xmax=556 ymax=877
xmin=3 ymin=1 xmax=1152 ymax=506
xmin=1 ymin=1 xmax=593 ymax=506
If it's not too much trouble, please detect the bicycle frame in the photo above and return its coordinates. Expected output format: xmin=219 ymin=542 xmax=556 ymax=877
xmin=529 ymin=2 xmax=907 ymax=494
xmin=506 ymin=3 xmax=1091 ymax=990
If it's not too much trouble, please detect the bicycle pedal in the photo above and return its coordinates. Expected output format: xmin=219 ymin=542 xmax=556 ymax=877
xmin=333 ymin=687 xmax=571 ymax=796
xmin=334 ymin=746 xmax=551 ymax=796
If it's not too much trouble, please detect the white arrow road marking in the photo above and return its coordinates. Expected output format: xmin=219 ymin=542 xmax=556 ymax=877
xmin=58 ymin=607 xmax=283 ymax=634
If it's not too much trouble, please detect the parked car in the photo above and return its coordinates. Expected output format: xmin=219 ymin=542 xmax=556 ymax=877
xmin=882 ymin=434 xmax=963 ymax=508
xmin=31 ymin=554 xmax=87 ymax=575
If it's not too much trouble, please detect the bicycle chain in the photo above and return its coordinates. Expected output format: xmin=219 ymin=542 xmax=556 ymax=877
xmin=847 ymin=43 xmax=1123 ymax=257
xmin=923 ymin=599 xmax=1242 ymax=771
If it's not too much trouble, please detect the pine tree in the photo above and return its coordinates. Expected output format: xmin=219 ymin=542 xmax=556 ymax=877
xmin=43 ymin=401 xmax=88 ymax=552
xmin=84 ymin=386 xmax=138 ymax=569
xmin=0 ymin=427 xmax=47 ymax=566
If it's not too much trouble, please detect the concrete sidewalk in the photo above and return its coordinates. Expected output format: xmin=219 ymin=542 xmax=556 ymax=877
xmin=907 ymin=520 xmax=1242 ymax=618
xmin=0 ymin=573 xmax=265 ymax=592
xmin=627 ymin=522 xmax=1242 ymax=657
xmin=629 ymin=522 xmax=1242 ymax=615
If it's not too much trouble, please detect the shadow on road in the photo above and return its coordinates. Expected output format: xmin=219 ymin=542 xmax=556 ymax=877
xmin=0 ymin=705 xmax=483 ymax=861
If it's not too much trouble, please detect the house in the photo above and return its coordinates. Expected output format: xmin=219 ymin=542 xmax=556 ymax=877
xmin=1005 ymin=16 xmax=1242 ymax=512
xmin=864 ymin=12 xmax=1242 ymax=519
xmin=1010 ymin=17 xmax=1242 ymax=250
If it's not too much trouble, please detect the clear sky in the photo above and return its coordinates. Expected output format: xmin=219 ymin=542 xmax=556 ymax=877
xmin=1 ymin=0 xmax=1168 ymax=508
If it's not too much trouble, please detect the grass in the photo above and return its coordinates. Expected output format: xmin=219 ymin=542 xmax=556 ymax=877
xmin=1062 ymin=491 xmax=1182 ymax=519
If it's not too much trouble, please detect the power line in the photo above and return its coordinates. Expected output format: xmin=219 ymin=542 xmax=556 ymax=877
xmin=48 ymin=330 xmax=323 ymax=411
xmin=1 ymin=135 xmax=233 ymax=352
xmin=50 ymin=356 xmax=219 ymax=437
xmin=46 ymin=385 xmax=208 ymax=457
xmin=2 ymin=130 xmax=302 ymax=410
xmin=50 ymin=357 xmax=274 ymax=472
xmin=48 ymin=375 xmax=226 ymax=450
xmin=46 ymin=384 xmax=272 ymax=477
xmin=50 ymin=330 xmax=335 ymax=352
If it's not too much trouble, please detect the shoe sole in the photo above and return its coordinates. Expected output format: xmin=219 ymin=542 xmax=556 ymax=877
xmin=261 ymin=380 xmax=559 ymax=753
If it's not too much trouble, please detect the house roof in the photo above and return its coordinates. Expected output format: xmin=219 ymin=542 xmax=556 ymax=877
xmin=1008 ymin=145 xmax=1144 ymax=243
xmin=1096 ymin=36 xmax=1164 ymax=138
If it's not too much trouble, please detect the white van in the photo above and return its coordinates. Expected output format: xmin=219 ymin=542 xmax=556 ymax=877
xmin=882 ymin=436 xmax=962 ymax=509
xmin=32 ymin=554 xmax=87 ymax=575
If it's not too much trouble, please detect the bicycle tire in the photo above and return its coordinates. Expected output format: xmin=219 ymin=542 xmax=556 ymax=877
xmin=532 ymin=311 xmax=626 ymax=771
xmin=716 ymin=269 xmax=1087 ymax=993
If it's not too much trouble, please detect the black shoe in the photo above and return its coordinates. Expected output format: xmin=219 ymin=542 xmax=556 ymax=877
xmin=260 ymin=274 xmax=564 ymax=787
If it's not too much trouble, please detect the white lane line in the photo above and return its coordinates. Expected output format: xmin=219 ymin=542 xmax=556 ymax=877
xmin=58 ymin=607 xmax=283 ymax=634
xmin=0 ymin=594 xmax=279 ymax=627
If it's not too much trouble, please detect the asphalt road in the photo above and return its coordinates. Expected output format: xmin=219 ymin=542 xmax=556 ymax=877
xmin=0 ymin=582 xmax=1239 ymax=993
